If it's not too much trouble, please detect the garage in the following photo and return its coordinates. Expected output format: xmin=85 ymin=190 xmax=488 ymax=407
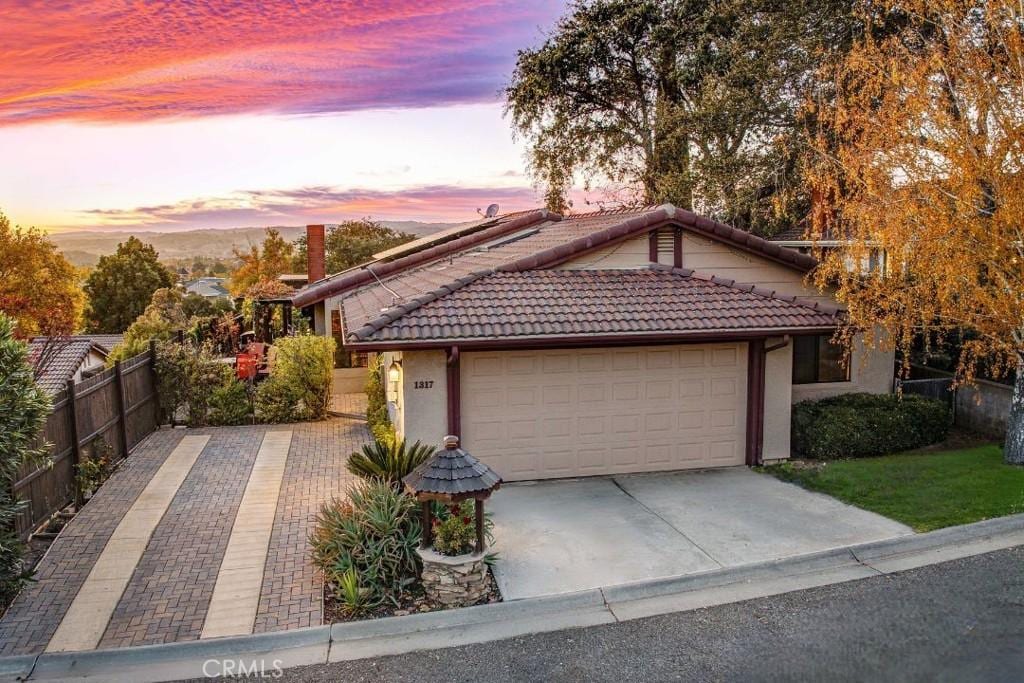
xmin=461 ymin=343 xmax=748 ymax=481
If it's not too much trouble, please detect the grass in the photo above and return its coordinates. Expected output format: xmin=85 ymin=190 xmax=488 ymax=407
xmin=762 ymin=445 xmax=1024 ymax=532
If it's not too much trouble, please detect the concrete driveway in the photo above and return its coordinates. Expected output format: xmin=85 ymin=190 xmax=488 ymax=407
xmin=489 ymin=468 xmax=912 ymax=600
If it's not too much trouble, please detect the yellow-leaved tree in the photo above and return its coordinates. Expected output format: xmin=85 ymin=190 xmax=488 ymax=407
xmin=806 ymin=0 xmax=1024 ymax=463
xmin=228 ymin=228 xmax=295 ymax=297
xmin=0 ymin=210 xmax=83 ymax=339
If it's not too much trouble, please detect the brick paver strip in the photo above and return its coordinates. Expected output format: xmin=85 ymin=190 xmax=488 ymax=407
xmin=201 ymin=431 xmax=292 ymax=638
xmin=98 ymin=426 xmax=268 ymax=648
xmin=0 ymin=429 xmax=185 ymax=656
xmin=45 ymin=435 xmax=210 ymax=653
xmin=254 ymin=419 xmax=365 ymax=633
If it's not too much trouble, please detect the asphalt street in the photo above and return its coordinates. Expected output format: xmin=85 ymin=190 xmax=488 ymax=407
xmin=267 ymin=546 xmax=1024 ymax=683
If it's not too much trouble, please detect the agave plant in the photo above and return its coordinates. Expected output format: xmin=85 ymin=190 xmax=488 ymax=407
xmin=346 ymin=437 xmax=435 ymax=488
xmin=310 ymin=479 xmax=422 ymax=611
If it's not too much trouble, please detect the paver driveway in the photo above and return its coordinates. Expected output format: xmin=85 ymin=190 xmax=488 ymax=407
xmin=0 ymin=418 xmax=367 ymax=656
xmin=489 ymin=468 xmax=913 ymax=600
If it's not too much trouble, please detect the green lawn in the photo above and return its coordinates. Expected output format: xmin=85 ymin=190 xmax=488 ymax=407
xmin=763 ymin=445 xmax=1024 ymax=532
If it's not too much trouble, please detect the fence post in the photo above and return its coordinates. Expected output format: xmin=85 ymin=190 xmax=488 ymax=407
xmin=114 ymin=359 xmax=130 ymax=458
xmin=66 ymin=378 xmax=83 ymax=509
xmin=149 ymin=339 xmax=161 ymax=427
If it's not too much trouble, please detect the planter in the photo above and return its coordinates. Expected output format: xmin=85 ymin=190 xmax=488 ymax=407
xmin=417 ymin=547 xmax=489 ymax=608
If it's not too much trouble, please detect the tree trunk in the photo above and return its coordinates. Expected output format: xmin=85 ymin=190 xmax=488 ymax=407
xmin=1006 ymin=358 xmax=1024 ymax=465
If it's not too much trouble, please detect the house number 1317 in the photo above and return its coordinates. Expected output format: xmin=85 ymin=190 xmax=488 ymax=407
xmin=413 ymin=380 xmax=434 ymax=389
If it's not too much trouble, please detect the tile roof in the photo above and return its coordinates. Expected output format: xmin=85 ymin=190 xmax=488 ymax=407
xmin=77 ymin=334 xmax=123 ymax=353
xmin=295 ymin=204 xmax=817 ymax=310
xmin=346 ymin=267 xmax=841 ymax=346
xmin=27 ymin=338 xmax=103 ymax=395
xmin=768 ymin=225 xmax=808 ymax=242
xmin=338 ymin=205 xmax=819 ymax=336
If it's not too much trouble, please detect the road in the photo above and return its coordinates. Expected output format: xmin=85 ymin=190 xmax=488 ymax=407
xmin=268 ymin=547 xmax=1024 ymax=682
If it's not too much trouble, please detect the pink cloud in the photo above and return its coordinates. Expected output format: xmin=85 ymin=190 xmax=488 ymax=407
xmin=0 ymin=1 xmax=561 ymax=124
xmin=69 ymin=184 xmax=556 ymax=230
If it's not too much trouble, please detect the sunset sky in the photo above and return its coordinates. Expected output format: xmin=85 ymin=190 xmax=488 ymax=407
xmin=0 ymin=1 xmax=568 ymax=232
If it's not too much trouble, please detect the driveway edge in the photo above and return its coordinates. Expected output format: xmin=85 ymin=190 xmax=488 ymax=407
xmin=6 ymin=513 xmax=1023 ymax=682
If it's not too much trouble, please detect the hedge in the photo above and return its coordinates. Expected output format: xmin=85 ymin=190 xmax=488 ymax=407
xmin=792 ymin=392 xmax=951 ymax=460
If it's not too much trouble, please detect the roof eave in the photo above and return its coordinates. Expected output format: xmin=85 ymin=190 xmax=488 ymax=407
xmin=345 ymin=326 xmax=840 ymax=352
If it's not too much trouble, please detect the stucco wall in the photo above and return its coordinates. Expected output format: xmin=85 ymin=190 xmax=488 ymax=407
xmin=763 ymin=339 xmax=793 ymax=461
xmin=313 ymin=301 xmax=327 ymax=336
xmin=398 ymin=349 xmax=448 ymax=450
xmin=680 ymin=234 xmax=834 ymax=305
xmin=557 ymin=230 xmax=834 ymax=306
xmin=556 ymin=234 xmax=650 ymax=269
xmin=790 ymin=334 xmax=894 ymax=403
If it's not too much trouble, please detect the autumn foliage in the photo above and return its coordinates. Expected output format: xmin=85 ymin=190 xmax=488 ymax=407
xmin=0 ymin=211 xmax=83 ymax=338
xmin=806 ymin=0 xmax=1024 ymax=462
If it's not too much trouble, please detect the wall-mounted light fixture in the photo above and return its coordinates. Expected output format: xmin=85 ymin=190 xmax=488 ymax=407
xmin=387 ymin=359 xmax=402 ymax=383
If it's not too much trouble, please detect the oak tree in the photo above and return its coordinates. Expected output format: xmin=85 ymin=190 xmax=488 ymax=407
xmin=506 ymin=0 xmax=855 ymax=233
xmin=84 ymin=236 xmax=175 ymax=333
xmin=293 ymin=220 xmax=415 ymax=276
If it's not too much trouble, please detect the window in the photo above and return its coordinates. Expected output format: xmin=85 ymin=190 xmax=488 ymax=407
xmin=792 ymin=335 xmax=850 ymax=384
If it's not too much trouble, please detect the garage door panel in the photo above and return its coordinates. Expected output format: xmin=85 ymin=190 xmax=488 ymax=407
xmin=462 ymin=344 xmax=747 ymax=481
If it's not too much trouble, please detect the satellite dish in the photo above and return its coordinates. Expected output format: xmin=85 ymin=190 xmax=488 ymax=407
xmin=484 ymin=203 xmax=500 ymax=218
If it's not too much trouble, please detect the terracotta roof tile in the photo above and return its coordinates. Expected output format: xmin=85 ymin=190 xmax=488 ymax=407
xmin=27 ymin=338 xmax=102 ymax=395
xmin=301 ymin=204 xmax=817 ymax=311
xmin=347 ymin=267 xmax=840 ymax=345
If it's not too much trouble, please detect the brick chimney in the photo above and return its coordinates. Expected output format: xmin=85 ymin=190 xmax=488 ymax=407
xmin=306 ymin=224 xmax=326 ymax=283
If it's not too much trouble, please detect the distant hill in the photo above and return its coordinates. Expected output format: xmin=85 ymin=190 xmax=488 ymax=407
xmin=50 ymin=221 xmax=456 ymax=266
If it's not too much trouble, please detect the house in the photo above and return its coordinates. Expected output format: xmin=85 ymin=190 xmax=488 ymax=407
xmin=768 ymin=225 xmax=888 ymax=275
xmin=290 ymin=206 xmax=894 ymax=481
xmin=183 ymin=277 xmax=230 ymax=299
xmin=28 ymin=336 xmax=114 ymax=395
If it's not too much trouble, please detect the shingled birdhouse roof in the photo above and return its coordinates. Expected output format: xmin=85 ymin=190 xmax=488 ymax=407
xmin=402 ymin=436 xmax=502 ymax=501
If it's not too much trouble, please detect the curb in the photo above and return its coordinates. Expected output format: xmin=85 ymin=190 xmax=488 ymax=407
xmin=5 ymin=513 xmax=1023 ymax=682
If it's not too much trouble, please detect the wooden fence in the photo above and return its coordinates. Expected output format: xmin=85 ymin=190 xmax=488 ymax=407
xmin=12 ymin=345 xmax=159 ymax=540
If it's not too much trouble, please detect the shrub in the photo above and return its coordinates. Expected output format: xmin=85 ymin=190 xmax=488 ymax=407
xmin=77 ymin=437 xmax=114 ymax=496
xmin=429 ymin=500 xmax=495 ymax=557
xmin=0 ymin=313 xmax=50 ymax=607
xmin=254 ymin=376 xmax=303 ymax=424
xmin=154 ymin=341 xmax=236 ymax=426
xmin=365 ymin=356 xmax=393 ymax=443
xmin=310 ymin=479 xmax=421 ymax=614
xmin=792 ymin=392 xmax=951 ymax=460
xmin=346 ymin=438 xmax=436 ymax=488
xmin=255 ymin=334 xmax=334 ymax=423
xmin=207 ymin=379 xmax=251 ymax=426
xmin=431 ymin=504 xmax=477 ymax=556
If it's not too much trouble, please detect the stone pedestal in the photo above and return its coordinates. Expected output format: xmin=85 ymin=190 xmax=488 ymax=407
xmin=417 ymin=547 xmax=489 ymax=607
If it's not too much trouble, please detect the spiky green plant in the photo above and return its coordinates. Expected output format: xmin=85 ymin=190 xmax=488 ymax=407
xmin=310 ymin=478 xmax=421 ymax=610
xmin=346 ymin=438 xmax=436 ymax=488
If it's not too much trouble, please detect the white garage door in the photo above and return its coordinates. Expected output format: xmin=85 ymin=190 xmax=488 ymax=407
xmin=462 ymin=344 xmax=748 ymax=481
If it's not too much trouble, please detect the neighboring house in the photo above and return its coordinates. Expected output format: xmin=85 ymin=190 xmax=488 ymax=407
xmin=277 ymin=273 xmax=309 ymax=289
xmin=291 ymin=205 xmax=894 ymax=481
xmin=28 ymin=336 xmax=111 ymax=395
xmin=768 ymin=225 xmax=888 ymax=275
xmin=183 ymin=277 xmax=230 ymax=299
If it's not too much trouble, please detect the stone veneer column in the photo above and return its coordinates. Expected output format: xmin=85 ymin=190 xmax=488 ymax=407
xmin=417 ymin=548 xmax=489 ymax=607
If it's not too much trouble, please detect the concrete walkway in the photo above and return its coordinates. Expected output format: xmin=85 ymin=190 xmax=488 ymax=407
xmin=489 ymin=468 xmax=912 ymax=600
xmin=0 ymin=420 xmax=365 ymax=656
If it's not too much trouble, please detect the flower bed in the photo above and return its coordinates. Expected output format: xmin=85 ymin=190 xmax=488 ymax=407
xmin=312 ymin=436 xmax=502 ymax=623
